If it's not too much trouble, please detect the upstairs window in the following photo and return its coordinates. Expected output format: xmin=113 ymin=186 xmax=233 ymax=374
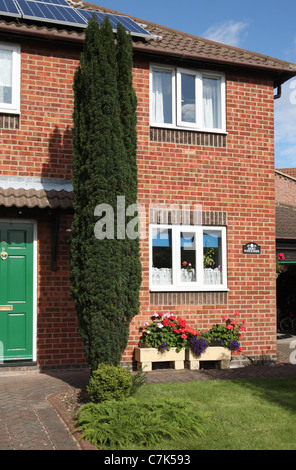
xmin=150 ymin=65 xmax=225 ymax=133
xmin=0 ymin=43 xmax=20 ymax=114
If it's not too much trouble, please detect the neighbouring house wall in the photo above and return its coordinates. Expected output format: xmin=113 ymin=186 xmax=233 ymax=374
xmin=275 ymin=171 xmax=296 ymax=206
xmin=0 ymin=38 xmax=277 ymax=368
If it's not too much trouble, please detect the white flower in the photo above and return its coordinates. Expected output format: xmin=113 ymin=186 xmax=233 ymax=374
xmin=157 ymin=323 xmax=164 ymax=328
xmin=163 ymin=312 xmax=170 ymax=318
xmin=146 ymin=330 xmax=150 ymax=334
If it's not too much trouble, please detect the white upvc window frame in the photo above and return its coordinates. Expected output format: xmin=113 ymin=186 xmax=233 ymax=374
xmin=149 ymin=224 xmax=227 ymax=292
xmin=150 ymin=64 xmax=226 ymax=133
xmin=0 ymin=42 xmax=20 ymax=114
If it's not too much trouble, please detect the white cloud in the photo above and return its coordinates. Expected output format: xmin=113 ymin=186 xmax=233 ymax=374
xmin=275 ymin=79 xmax=296 ymax=168
xmin=202 ymin=20 xmax=249 ymax=47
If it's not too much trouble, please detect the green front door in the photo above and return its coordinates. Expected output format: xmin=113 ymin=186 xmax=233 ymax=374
xmin=0 ymin=222 xmax=34 ymax=361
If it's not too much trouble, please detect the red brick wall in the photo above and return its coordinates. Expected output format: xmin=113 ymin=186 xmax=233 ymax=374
xmin=0 ymin=39 xmax=277 ymax=367
xmin=37 ymin=213 xmax=86 ymax=367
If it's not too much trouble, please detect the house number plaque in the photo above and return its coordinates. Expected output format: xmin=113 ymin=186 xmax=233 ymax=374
xmin=243 ymin=242 xmax=261 ymax=254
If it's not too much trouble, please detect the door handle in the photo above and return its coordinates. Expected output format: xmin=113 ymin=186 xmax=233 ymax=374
xmin=0 ymin=305 xmax=13 ymax=311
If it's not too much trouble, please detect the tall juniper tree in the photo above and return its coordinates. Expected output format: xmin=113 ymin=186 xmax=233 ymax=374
xmin=70 ymin=16 xmax=141 ymax=370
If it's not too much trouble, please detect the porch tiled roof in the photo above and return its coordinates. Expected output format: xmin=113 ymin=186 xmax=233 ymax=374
xmin=0 ymin=177 xmax=73 ymax=209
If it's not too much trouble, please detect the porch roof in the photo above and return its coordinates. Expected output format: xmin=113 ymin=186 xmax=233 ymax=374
xmin=0 ymin=176 xmax=73 ymax=210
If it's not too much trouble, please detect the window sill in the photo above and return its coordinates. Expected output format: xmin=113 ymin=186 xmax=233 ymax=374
xmin=150 ymin=124 xmax=227 ymax=134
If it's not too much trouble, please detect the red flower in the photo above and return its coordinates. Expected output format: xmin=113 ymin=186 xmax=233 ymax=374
xmin=181 ymin=334 xmax=187 ymax=339
xmin=277 ymin=253 xmax=285 ymax=260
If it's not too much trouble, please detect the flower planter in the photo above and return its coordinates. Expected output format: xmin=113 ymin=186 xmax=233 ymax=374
xmin=134 ymin=347 xmax=185 ymax=372
xmin=185 ymin=346 xmax=231 ymax=370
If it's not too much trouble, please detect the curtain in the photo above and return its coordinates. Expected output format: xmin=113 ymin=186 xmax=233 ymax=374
xmin=0 ymin=50 xmax=12 ymax=104
xmin=203 ymin=77 xmax=221 ymax=129
xmin=152 ymin=70 xmax=172 ymax=124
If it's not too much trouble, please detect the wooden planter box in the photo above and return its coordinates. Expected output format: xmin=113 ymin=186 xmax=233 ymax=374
xmin=185 ymin=347 xmax=231 ymax=370
xmin=134 ymin=347 xmax=185 ymax=371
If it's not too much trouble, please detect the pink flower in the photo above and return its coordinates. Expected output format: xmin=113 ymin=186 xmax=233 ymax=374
xmin=182 ymin=261 xmax=188 ymax=267
xmin=231 ymin=320 xmax=237 ymax=325
xmin=240 ymin=326 xmax=246 ymax=332
xmin=234 ymin=311 xmax=239 ymax=316
xmin=226 ymin=324 xmax=233 ymax=330
xmin=277 ymin=253 xmax=285 ymax=260
xmin=221 ymin=316 xmax=227 ymax=321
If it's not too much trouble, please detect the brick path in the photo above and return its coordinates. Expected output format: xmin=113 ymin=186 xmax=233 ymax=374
xmin=0 ymin=361 xmax=296 ymax=450
xmin=0 ymin=370 xmax=88 ymax=450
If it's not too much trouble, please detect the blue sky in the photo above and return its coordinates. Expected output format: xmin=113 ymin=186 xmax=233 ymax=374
xmin=92 ymin=0 xmax=296 ymax=169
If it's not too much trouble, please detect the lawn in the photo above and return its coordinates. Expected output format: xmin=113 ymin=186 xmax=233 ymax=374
xmin=120 ymin=377 xmax=296 ymax=450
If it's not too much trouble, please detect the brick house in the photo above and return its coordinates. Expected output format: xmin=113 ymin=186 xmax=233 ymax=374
xmin=1 ymin=0 xmax=296 ymax=370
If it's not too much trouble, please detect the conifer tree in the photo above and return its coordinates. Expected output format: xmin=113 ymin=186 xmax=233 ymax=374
xmin=116 ymin=23 xmax=142 ymax=341
xmin=70 ymin=16 xmax=140 ymax=370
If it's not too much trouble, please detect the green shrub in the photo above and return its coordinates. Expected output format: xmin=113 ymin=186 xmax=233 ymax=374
xmin=75 ymin=398 xmax=207 ymax=449
xmin=87 ymin=364 xmax=133 ymax=403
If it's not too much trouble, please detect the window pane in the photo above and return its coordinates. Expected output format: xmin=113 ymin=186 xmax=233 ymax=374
xmin=152 ymin=69 xmax=172 ymax=124
xmin=181 ymin=73 xmax=196 ymax=123
xmin=180 ymin=232 xmax=196 ymax=282
xmin=203 ymin=229 xmax=222 ymax=284
xmin=152 ymin=228 xmax=172 ymax=285
xmin=203 ymin=77 xmax=221 ymax=129
xmin=0 ymin=49 xmax=12 ymax=104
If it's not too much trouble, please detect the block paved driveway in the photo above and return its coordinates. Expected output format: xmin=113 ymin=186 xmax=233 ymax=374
xmin=0 ymin=369 xmax=90 ymax=450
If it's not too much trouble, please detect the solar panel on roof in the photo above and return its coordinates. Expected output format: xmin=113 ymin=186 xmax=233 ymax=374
xmin=25 ymin=0 xmax=70 ymax=5
xmin=16 ymin=0 xmax=87 ymax=26
xmin=0 ymin=0 xmax=21 ymax=17
xmin=76 ymin=9 xmax=152 ymax=38
xmin=0 ymin=0 xmax=154 ymax=38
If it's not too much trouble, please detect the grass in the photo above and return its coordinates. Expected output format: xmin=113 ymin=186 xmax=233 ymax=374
xmin=103 ymin=377 xmax=296 ymax=450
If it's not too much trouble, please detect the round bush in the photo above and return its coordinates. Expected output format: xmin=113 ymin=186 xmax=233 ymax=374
xmin=87 ymin=363 xmax=133 ymax=403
